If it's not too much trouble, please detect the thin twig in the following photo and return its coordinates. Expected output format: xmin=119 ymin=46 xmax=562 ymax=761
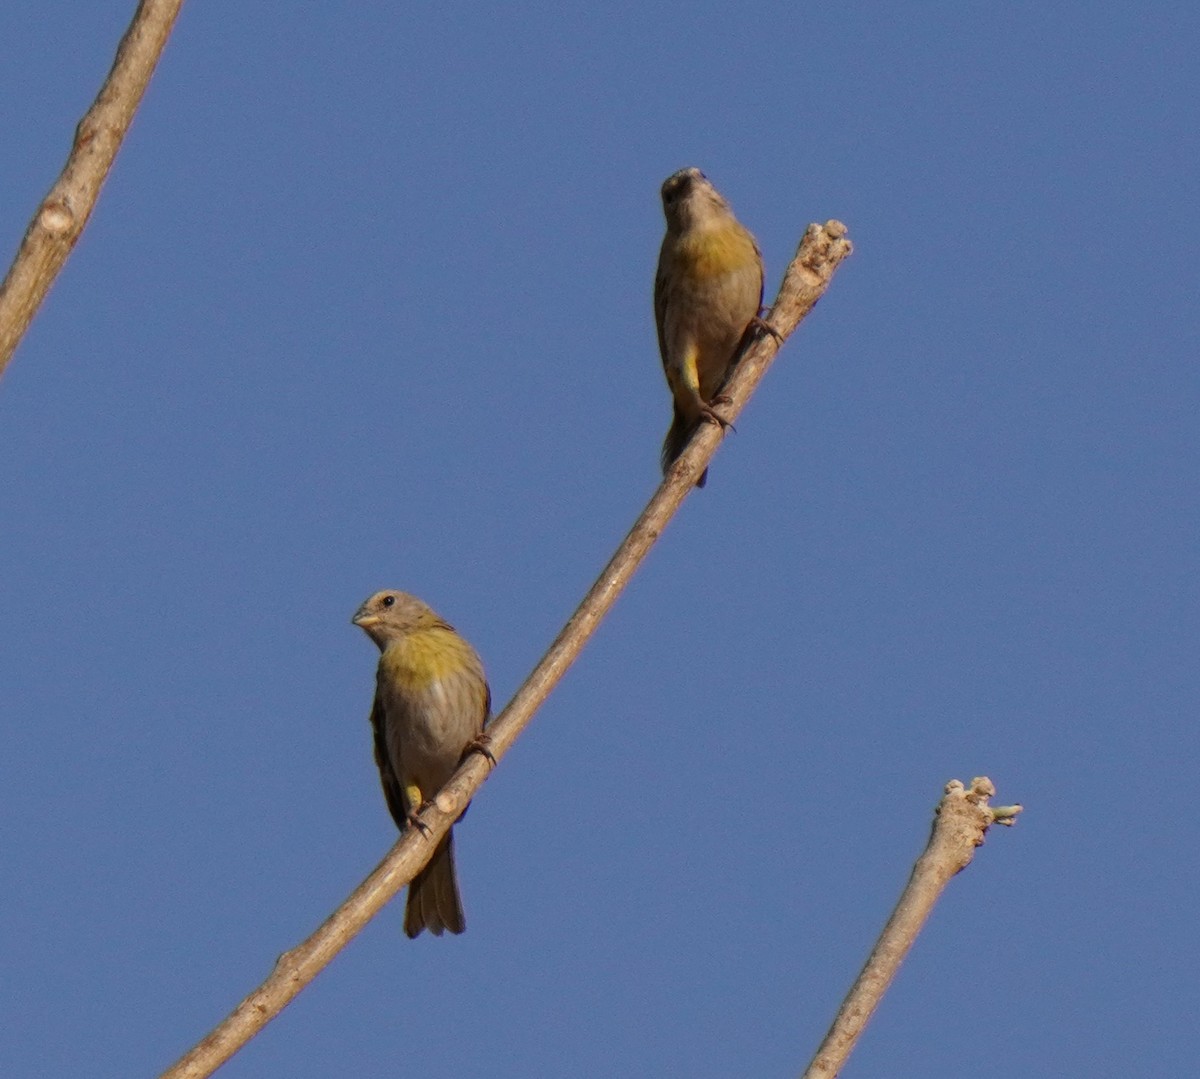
xmin=159 ymin=220 xmax=853 ymax=1079
xmin=801 ymin=777 xmax=1024 ymax=1079
xmin=0 ymin=0 xmax=186 ymax=382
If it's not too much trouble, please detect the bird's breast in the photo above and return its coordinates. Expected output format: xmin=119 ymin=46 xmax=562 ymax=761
xmin=674 ymin=222 xmax=760 ymax=280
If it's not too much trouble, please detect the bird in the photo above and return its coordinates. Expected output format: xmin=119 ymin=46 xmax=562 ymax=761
xmin=654 ymin=167 xmax=765 ymax=487
xmin=352 ymin=589 xmax=490 ymax=938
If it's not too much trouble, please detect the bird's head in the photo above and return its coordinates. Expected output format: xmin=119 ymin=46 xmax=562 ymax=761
xmin=660 ymin=167 xmax=732 ymax=233
xmin=352 ymin=590 xmax=437 ymax=648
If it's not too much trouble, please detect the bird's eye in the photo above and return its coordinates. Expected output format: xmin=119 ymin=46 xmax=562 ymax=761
xmin=382 ymin=595 xmax=395 ymax=608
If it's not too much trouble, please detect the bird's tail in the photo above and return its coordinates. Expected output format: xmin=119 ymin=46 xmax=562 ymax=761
xmin=661 ymin=405 xmax=708 ymax=488
xmin=404 ymin=831 xmax=465 ymax=938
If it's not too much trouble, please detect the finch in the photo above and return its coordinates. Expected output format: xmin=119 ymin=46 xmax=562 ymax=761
xmin=352 ymin=589 xmax=490 ymax=938
xmin=655 ymin=167 xmax=765 ymax=487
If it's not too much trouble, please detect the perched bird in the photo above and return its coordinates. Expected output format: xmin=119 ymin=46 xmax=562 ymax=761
xmin=655 ymin=167 xmax=765 ymax=487
xmin=352 ymin=589 xmax=490 ymax=938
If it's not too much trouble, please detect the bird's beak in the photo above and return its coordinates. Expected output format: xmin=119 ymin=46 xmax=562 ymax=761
xmin=352 ymin=610 xmax=381 ymax=628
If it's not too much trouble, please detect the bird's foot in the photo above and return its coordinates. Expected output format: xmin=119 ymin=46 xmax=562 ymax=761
xmin=463 ymin=732 xmax=497 ymax=769
xmin=752 ymin=315 xmax=784 ymax=344
xmin=406 ymin=806 xmax=434 ymax=838
xmin=700 ymin=396 xmax=736 ymax=433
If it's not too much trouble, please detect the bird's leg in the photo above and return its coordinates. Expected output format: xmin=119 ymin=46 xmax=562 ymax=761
xmin=404 ymin=783 xmax=433 ymax=837
xmin=673 ymin=344 xmax=736 ymax=433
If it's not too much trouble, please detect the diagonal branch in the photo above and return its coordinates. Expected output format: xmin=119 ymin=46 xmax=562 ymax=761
xmin=0 ymin=0 xmax=186 ymax=383
xmin=159 ymin=220 xmax=853 ymax=1079
xmin=801 ymin=777 xmax=1024 ymax=1079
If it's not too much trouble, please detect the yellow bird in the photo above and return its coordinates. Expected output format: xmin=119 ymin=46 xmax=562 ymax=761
xmin=352 ymin=589 xmax=490 ymax=938
xmin=655 ymin=167 xmax=765 ymax=487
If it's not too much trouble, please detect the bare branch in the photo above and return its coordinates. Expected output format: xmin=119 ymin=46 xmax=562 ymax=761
xmin=802 ymin=777 xmax=1024 ymax=1079
xmin=0 ymin=0 xmax=186 ymax=382
xmin=159 ymin=220 xmax=853 ymax=1079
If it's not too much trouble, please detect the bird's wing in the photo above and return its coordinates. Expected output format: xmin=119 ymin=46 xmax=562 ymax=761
xmin=753 ymin=239 xmax=765 ymax=311
xmin=653 ymin=250 xmax=671 ymax=368
xmin=369 ymin=691 xmax=410 ymax=829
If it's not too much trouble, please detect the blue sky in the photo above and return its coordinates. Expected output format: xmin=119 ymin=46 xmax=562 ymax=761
xmin=2 ymin=3 xmax=1197 ymax=1076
